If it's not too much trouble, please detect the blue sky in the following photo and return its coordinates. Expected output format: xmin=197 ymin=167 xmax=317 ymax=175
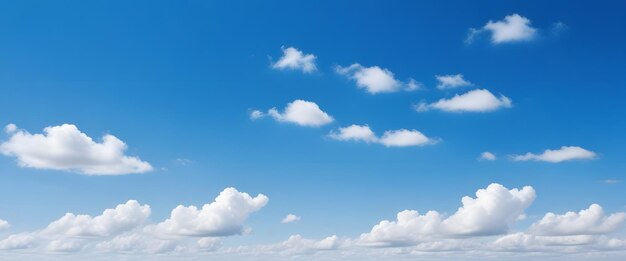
xmin=1 ymin=0 xmax=626 ymax=260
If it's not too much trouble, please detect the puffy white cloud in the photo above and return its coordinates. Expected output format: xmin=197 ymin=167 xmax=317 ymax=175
xmin=480 ymin=152 xmax=496 ymax=161
xmin=529 ymin=204 xmax=626 ymax=236
xmin=378 ymin=129 xmax=435 ymax=147
xmin=328 ymin=125 xmax=378 ymax=143
xmin=282 ymin=214 xmax=301 ymax=224
xmin=0 ymin=233 xmax=36 ymax=250
xmin=4 ymin=123 xmax=16 ymax=134
xmin=0 ymin=219 xmax=9 ymax=231
xmin=467 ymin=14 xmax=537 ymax=44
xmin=329 ymin=125 xmax=437 ymax=147
xmin=155 ymin=187 xmax=268 ymax=237
xmin=436 ymin=74 xmax=472 ymax=90
xmin=272 ymin=46 xmax=317 ymax=73
xmin=0 ymin=124 xmax=153 ymax=175
xmin=264 ymin=100 xmax=334 ymax=127
xmin=416 ymin=89 xmax=512 ymax=113
xmin=336 ymin=63 xmax=418 ymax=94
xmin=359 ymin=183 xmax=535 ymax=247
xmin=42 ymin=200 xmax=151 ymax=237
xmin=512 ymin=146 xmax=597 ymax=163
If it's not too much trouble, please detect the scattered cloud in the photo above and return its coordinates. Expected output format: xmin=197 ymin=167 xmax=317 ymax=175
xmin=529 ymin=204 xmax=626 ymax=236
xmin=249 ymin=110 xmax=265 ymax=120
xmin=480 ymin=152 xmax=496 ymax=161
xmin=282 ymin=214 xmax=301 ymax=224
xmin=512 ymin=146 xmax=597 ymax=163
xmin=0 ymin=124 xmax=153 ymax=175
xmin=436 ymin=74 xmax=473 ymax=90
xmin=416 ymin=89 xmax=512 ymax=113
xmin=272 ymin=46 xmax=317 ymax=73
xmin=329 ymin=125 xmax=437 ymax=147
xmin=601 ymin=179 xmax=621 ymax=184
xmin=467 ymin=14 xmax=537 ymax=44
xmin=0 ymin=219 xmax=9 ymax=231
xmin=256 ymin=100 xmax=334 ymax=127
xmin=358 ymin=183 xmax=536 ymax=247
xmin=0 ymin=187 xmax=266 ymax=254
xmin=155 ymin=187 xmax=268 ymax=237
xmin=336 ymin=63 xmax=418 ymax=94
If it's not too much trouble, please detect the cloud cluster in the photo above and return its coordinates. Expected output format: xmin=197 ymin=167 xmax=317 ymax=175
xmin=336 ymin=63 xmax=419 ymax=94
xmin=512 ymin=146 xmax=596 ymax=163
xmin=529 ymin=204 xmax=626 ymax=236
xmin=272 ymin=46 xmax=317 ymax=73
xmin=329 ymin=125 xmax=437 ymax=147
xmin=358 ymin=183 xmax=536 ymax=247
xmin=467 ymin=14 xmax=537 ymax=44
xmin=416 ymin=89 xmax=512 ymax=113
xmin=0 ymin=187 xmax=267 ymax=253
xmin=0 ymin=124 xmax=152 ymax=175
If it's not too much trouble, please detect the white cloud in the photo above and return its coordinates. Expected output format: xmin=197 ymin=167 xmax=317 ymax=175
xmin=265 ymin=100 xmax=334 ymax=127
xmin=336 ymin=63 xmax=417 ymax=94
xmin=436 ymin=74 xmax=472 ymax=90
xmin=0 ymin=219 xmax=9 ymax=231
xmin=0 ymin=124 xmax=153 ymax=175
xmin=272 ymin=46 xmax=317 ymax=73
xmin=249 ymin=110 xmax=265 ymax=120
xmin=512 ymin=146 xmax=597 ymax=163
xmin=467 ymin=14 xmax=537 ymax=44
xmin=329 ymin=125 xmax=437 ymax=147
xmin=4 ymin=123 xmax=16 ymax=134
xmin=155 ymin=187 xmax=268 ymax=237
xmin=359 ymin=183 xmax=536 ymax=247
xmin=480 ymin=152 xmax=496 ymax=161
xmin=282 ymin=214 xmax=301 ymax=224
xmin=42 ymin=200 xmax=151 ymax=237
xmin=378 ymin=129 xmax=435 ymax=147
xmin=529 ymin=204 xmax=626 ymax=236
xmin=328 ymin=125 xmax=378 ymax=143
xmin=416 ymin=89 xmax=512 ymax=113
xmin=0 ymin=233 xmax=36 ymax=250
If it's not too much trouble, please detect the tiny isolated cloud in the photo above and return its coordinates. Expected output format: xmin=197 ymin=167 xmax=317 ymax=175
xmin=0 ymin=124 xmax=153 ymax=175
xmin=0 ymin=219 xmax=9 ymax=231
xmin=480 ymin=152 xmax=496 ymax=161
xmin=529 ymin=204 xmax=626 ymax=236
xmin=467 ymin=14 xmax=537 ymax=44
xmin=272 ymin=46 xmax=317 ymax=73
xmin=436 ymin=74 xmax=473 ymax=90
xmin=416 ymin=89 xmax=512 ymax=113
xmin=336 ymin=63 xmax=420 ymax=94
xmin=329 ymin=124 xmax=438 ymax=147
xmin=512 ymin=146 xmax=596 ymax=163
xmin=281 ymin=214 xmax=301 ymax=224
xmin=254 ymin=100 xmax=334 ymax=127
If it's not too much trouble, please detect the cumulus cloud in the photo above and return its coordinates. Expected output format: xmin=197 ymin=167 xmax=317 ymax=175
xmin=512 ymin=146 xmax=597 ymax=163
xmin=416 ymin=89 xmax=512 ymax=113
xmin=0 ymin=124 xmax=153 ymax=175
xmin=42 ymin=200 xmax=151 ymax=237
xmin=529 ymin=204 xmax=626 ymax=236
xmin=272 ymin=46 xmax=317 ymax=73
xmin=467 ymin=14 xmax=537 ymax=44
xmin=480 ymin=152 xmax=496 ymax=161
xmin=155 ymin=187 xmax=268 ymax=237
xmin=436 ymin=74 xmax=472 ymax=90
xmin=249 ymin=110 xmax=265 ymax=120
xmin=0 ymin=219 xmax=9 ymax=231
xmin=336 ymin=63 xmax=418 ymax=94
xmin=282 ymin=214 xmax=301 ymax=224
xmin=359 ymin=183 xmax=536 ymax=247
xmin=257 ymin=100 xmax=334 ymax=127
xmin=329 ymin=125 xmax=437 ymax=147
